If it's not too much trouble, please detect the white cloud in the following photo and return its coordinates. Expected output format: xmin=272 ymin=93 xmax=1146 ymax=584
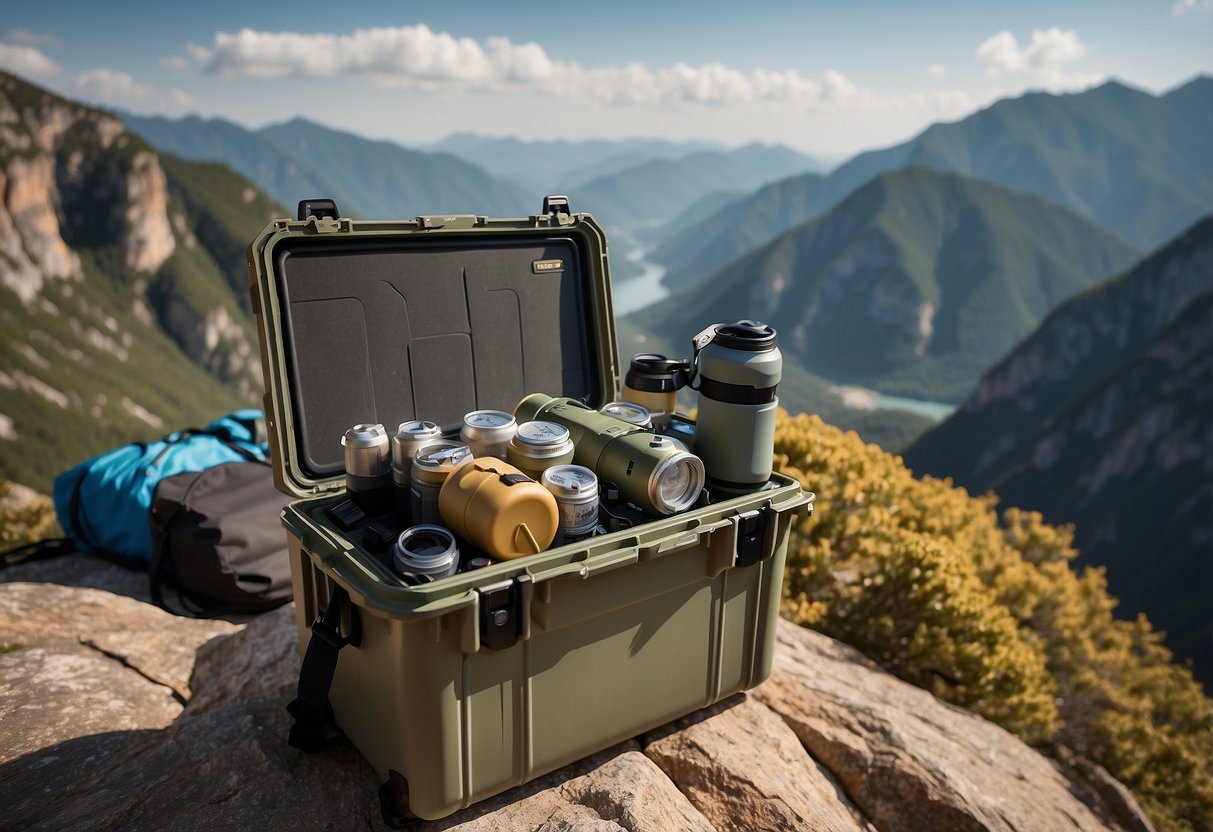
xmin=4 ymin=28 xmax=60 ymax=48
xmin=187 ymin=24 xmax=873 ymax=110
xmin=975 ymin=27 xmax=1101 ymax=90
xmin=1172 ymin=0 xmax=1213 ymax=14
xmin=0 ymin=43 xmax=60 ymax=78
xmin=71 ymin=68 xmax=192 ymax=114
xmin=927 ymin=64 xmax=947 ymax=80
xmin=161 ymin=55 xmax=189 ymax=72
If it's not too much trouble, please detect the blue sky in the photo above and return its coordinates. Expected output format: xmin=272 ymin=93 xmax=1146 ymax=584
xmin=1 ymin=1 xmax=1210 ymax=155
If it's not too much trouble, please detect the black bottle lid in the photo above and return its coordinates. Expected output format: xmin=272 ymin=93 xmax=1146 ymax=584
xmin=625 ymin=353 xmax=691 ymax=393
xmin=712 ymin=320 xmax=776 ymax=352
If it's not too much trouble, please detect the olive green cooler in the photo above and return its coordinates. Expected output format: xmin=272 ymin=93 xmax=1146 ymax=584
xmin=247 ymin=198 xmax=812 ymax=822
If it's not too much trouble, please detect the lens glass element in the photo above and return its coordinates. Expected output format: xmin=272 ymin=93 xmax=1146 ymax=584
xmin=651 ymin=452 xmax=705 ymax=514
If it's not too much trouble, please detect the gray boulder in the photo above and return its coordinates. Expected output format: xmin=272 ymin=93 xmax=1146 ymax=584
xmin=0 ymin=558 xmax=1153 ymax=831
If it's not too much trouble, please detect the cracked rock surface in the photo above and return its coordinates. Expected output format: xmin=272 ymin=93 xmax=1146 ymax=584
xmin=0 ymin=557 xmax=1152 ymax=831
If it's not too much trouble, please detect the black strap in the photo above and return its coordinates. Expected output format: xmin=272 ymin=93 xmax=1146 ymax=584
xmin=149 ymin=428 xmax=266 ymax=468
xmin=69 ymin=466 xmax=102 ymax=554
xmin=696 ymin=376 xmax=778 ymax=405
xmin=1 ymin=537 xmax=75 ymax=570
xmin=287 ymin=588 xmax=361 ymax=752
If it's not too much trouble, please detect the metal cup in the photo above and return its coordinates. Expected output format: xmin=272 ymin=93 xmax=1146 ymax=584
xmin=393 ymin=524 xmax=460 ymax=584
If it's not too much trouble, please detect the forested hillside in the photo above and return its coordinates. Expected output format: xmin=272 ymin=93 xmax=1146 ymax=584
xmin=905 ymin=217 xmax=1213 ymax=685
xmin=775 ymin=412 xmax=1212 ymax=832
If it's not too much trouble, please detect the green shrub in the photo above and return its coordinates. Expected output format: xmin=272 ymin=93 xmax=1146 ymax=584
xmin=775 ymin=411 xmax=1213 ymax=832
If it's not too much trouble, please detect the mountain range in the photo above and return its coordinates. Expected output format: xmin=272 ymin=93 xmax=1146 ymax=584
xmin=904 ymin=217 xmax=1213 ymax=685
xmin=120 ymin=113 xmax=533 ymax=220
xmin=0 ymin=71 xmax=270 ymax=491
xmin=652 ymin=76 xmax=1213 ymax=291
xmin=421 ymin=132 xmax=728 ymax=191
xmin=629 ymin=166 xmax=1141 ymax=404
xmin=122 ymin=113 xmax=822 ymax=236
xmin=567 ymin=144 xmax=823 ymax=230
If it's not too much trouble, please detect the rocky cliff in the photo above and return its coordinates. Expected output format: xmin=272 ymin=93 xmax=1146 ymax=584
xmin=0 ymin=556 xmax=1154 ymax=832
xmin=0 ymin=71 xmax=279 ymax=491
xmin=904 ymin=217 xmax=1213 ymax=686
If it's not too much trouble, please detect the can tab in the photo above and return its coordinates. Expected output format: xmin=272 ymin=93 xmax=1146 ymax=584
xmin=477 ymin=578 xmax=522 ymax=650
xmin=732 ymin=506 xmax=773 ymax=567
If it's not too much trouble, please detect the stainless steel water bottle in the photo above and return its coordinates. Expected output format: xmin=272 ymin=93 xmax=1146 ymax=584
xmin=690 ymin=320 xmax=781 ymax=494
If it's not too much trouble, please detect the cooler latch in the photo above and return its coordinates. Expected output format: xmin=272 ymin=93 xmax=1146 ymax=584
xmin=733 ymin=506 xmax=773 ymax=567
xmin=542 ymin=194 xmax=572 ymax=224
xmin=477 ymin=577 xmax=522 ymax=650
xmin=297 ymin=198 xmax=340 ymax=221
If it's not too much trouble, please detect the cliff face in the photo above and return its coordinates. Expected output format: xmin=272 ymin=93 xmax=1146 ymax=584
xmin=0 ymin=71 xmax=279 ymax=491
xmin=904 ymin=217 xmax=1213 ymax=685
xmin=0 ymin=558 xmax=1154 ymax=832
xmin=0 ymin=80 xmax=176 ymax=299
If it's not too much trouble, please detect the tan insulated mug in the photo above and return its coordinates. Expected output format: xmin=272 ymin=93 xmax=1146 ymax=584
xmin=439 ymin=458 xmax=559 ymax=559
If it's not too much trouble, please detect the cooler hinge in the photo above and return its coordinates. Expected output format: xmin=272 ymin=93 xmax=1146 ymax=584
xmin=477 ymin=577 xmax=523 ymax=650
xmin=733 ymin=506 xmax=774 ymax=567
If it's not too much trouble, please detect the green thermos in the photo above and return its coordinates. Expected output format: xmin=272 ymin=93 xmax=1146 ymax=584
xmin=691 ymin=320 xmax=781 ymax=494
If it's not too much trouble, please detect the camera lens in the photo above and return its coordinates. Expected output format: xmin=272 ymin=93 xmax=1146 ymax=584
xmin=651 ymin=450 xmax=704 ymax=514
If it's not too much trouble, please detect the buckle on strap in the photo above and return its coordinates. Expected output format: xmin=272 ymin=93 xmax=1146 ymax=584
xmin=311 ymin=587 xmax=362 ymax=649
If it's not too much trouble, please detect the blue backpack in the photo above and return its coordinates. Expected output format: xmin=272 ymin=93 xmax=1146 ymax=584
xmin=52 ymin=409 xmax=270 ymax=565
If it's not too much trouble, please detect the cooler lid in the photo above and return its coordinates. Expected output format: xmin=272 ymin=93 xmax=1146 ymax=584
xmin=248 ymin=202 xmax=619 ymax=498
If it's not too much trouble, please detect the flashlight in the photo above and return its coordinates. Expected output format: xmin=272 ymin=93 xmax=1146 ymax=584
xmin=514 ymin=394 xmax=705 ymax=516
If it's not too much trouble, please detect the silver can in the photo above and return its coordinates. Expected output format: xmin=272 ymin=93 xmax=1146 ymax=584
xmin=392 ymin=420 xmax=443 ymax=487
xmin=541 ymin=464 xmax=599 ymax=545
xmin=342 ymin=423 xmax=391 ymax=478
xmin=393 ymin=524 xmax=460 ymax=584
xmin=342 ymin=423 xmax=392 ymax=512
xmin=460 ymin=410 xmax=517 ymax=459
xmin=600 ymin=400 xmax=653 ymax=428
xmin=410 ymin=441 xmax=473 ymax=525
xmin=506 ymin=420 xmax=575 ymax=479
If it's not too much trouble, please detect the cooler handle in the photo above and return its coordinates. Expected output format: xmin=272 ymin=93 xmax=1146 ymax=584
xmin=528 ymin=546 xmax=640 ymax=582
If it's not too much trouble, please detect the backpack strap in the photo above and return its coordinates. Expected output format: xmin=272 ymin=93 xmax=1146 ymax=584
xmin=1 ymin=538 xmax=75 ymax=570
xmin=147 ymin=428 xmax=266 ymax=469
xmin=287 ymin=587 xmax=362 ymax=751
xmin=68 ymin=463 xmax=101 ymax=553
